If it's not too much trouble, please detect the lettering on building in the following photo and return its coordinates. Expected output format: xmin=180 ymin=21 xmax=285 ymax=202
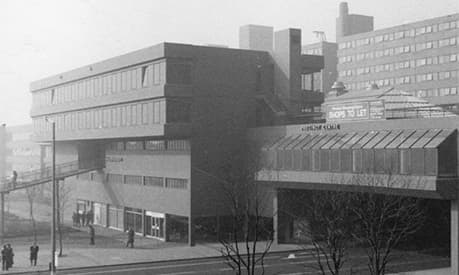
xmin=301 ymin=124 xmax=341 ymax=132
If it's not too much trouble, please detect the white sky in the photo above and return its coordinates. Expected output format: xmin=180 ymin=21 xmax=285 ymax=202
xmin=1 ymin=0 xmax=458 ymax=126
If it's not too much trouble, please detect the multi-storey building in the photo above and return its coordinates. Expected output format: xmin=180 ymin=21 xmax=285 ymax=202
xmin=29 ymin=27 xmax=324 ymax=244
xmin=302 ymin=41 xmax=338 ymax=97
xmin=336 ymin=3 xmax=459 ymax=108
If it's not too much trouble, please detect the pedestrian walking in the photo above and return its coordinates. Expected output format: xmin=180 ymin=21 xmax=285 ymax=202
xmin=76 ymin=212 xmax=81 ymax=227
xmin=30 ymin=242 xmax=39 ymax=266
xmin=6 ymin=244 xmax=14 ymax=269
xmin=89 ymin=225 xmax=95 ymax=245
xmin=1 ymin=245 xmax=7 ymax=271
xmin=81 ymin=210 xmax=86 ymax=226
xmin=126 ymin=227 xmax=135 ymax=248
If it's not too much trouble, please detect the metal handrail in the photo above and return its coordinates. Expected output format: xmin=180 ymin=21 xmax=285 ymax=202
xmin=0 ymin=158 xmax=104 ymax=192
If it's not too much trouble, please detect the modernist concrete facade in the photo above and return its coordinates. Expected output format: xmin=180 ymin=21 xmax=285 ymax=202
xmin=336 ymin=3 xmax=459 ymax=107
xmin=29 ymin=27 xmax=325 ymax=244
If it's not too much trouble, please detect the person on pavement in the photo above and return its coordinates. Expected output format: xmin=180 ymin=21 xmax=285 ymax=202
xmin=81 ymin=210 xmax=86 ymax=226
xmin=89 ymin=225 xmax=95 ymax=245
xmin=6 ymin=244 xmax=13 ymax=269
xmin=1 ymin=245 xmax=7 ymax=271
xmin=30 ymin=242 xmax=39 ymax=266
xmin=126 ymin=227 xmax=135 ymax=248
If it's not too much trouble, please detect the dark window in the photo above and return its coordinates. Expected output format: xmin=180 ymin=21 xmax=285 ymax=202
xmin=107 ymin=173 xmax=123 ymax=184
xmin=302 ymin=150 xmax=311 ymax=170
xmin=352 ymin=150 xmax=362 ymax=173
xmin=145 ymin=176 xmax=164 ymax=187
xmin=284 ymin=150 xmax=293 ymax=170
xmin=425 ymin=149 xmax=438 ymax=175
xmin=385 ymin=149 xmax=400 ymax=174
xmin=374 ymin=149 xmax=385 ymax=173
xmin=125 ymin=141 xmax=144 ymax=150
xmin=165 ymin=178 xmax=188 ymax=189
xmin=400 ymin=149 xmax=411 ymax=174
xmin=145 ymin=140 xmax=166 ymax=151
xmin=362 ymin=150 xmax=374 ymax=173
xmin=276 ymin=151 xmax=284 ymax=170
xmin=293 ymin=150 xmax=302 ymax=170
xmin=107 ymin=142 xmax=124 ymax=151
xmin=312 ymin=150 xmax=320 ymax=171
xmin=125 ymin=175 xmax=143 ymax=185
xmin=330 ymin=150 xmax=340 ymax=171
xmin=340 ymin=149 xmax=352 ymax=172
xmin=411 ymin=149 xmax=425 ymax=175
xmin=108 ymin=205 xmax=124 ymax=230
xmin=320 ymin=150 xmax=330 ymax=171
xmin=125 ymin=207 xmax=143 ymax=234
xmin=167 ymin=140 xmax=190 ymax=151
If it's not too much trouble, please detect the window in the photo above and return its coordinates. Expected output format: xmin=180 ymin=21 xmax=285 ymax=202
xmin=145 ymin=176 xmax=164 ymax=187
xmin=107 ymin=173 xmax=123 ymax=184
xmin=142 ymin=103 xmax=149 ymax=125
xmin=400 ymin=149 xmax=411 ymax=174
xmin=124 ymin=175 xmax=143 ymax=185
xmin=352 ymin=150 xmax=362 ymax=173
xmin=165 ymin=178 xmax=188 ymax=189
xmin=125 ymin=141 xmax=143 ymax=150
xmin=167 ymin=140 xmax=190 ymax=151
xmin=108 ymin=205 xmax=124 ymax=230
xmin=107 ymin=142 xmax=124 ymax=151
xmin=145 ymin=140 xmax=166 ymax=150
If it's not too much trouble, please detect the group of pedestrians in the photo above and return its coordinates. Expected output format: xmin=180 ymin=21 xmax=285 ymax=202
xmin=0 ymin=243 xmax=39 ymax=271
xmin=72 ymin=210 xmax=93 ymax=227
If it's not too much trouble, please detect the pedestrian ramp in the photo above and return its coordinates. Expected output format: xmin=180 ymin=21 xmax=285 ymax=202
xmin=0 ymin=158 xmax=104 ymax=193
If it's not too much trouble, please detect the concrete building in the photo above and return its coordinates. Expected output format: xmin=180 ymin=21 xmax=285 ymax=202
xmin=29 ymin=27 xmax=325 ymax=244
xmin=336 ymin=3 xmax=459 ymax=109
xmin=302 ymin=41 xmax=338 ymax=97
xmin=336 ymin=2 xmax=374 ymax=40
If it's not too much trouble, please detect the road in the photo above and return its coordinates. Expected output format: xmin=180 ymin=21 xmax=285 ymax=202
xmin=13 ymin=250 xmax=449 ymax=275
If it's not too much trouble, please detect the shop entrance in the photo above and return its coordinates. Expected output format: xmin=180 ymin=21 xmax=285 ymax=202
xmin=145 ymin=211 xmax=165 ymax=240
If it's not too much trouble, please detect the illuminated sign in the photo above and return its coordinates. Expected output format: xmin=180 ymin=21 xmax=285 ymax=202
xmin=326 ymin=100 xmax=385 ymax=121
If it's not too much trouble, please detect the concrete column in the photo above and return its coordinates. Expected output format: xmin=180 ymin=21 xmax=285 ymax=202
xmin=273 ymin=188 xmax=278 ymax=245
xmin=452 ymin=200 xmax=459 ymax=275
xmin=188 ymin=216 xmax=195 ymax=246
xmin=141 ymin=210 xmax=146 ymax=237
xmin=164 ymin=214 xmax=169 ymax=242
xmin=0 ymin=192 xmax=4 ymax=244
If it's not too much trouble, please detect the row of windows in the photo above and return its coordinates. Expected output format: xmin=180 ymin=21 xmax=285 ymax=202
xmin=106 ymin=173 xmax=188 ymax=189
xmin=106 ymin=140 xmax=190 ymax=151
xmin=34 ymin=61 xmax=166 ymax=107
xmin=415 ymin=87 xmax=459 ymax=98
xmin=340 ymin=70 xmax=459 ymax=86
xmin=303 ymin=48 xmax=323 ymax=55
xmin=338 ymin=19 xmax=459 ymax=49
xmin=262 ymin=148 xmax=453 ymax=176
xmin=339 ymin=37 xmax=458 ymax=64
xmin=301 ymin=73 xmax=321 ymax=92
xmin=339 ymin=54 xmax=459 ymax=77
xmin=33 ymin=99 xmax=167 ymax=135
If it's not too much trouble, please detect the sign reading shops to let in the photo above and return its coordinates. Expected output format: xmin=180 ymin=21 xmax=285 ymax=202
xmin=326 ymin=100 xmax=385 ymax=121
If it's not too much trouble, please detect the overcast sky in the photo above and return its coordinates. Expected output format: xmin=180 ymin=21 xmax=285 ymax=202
xmin=1 ymin=0 xmax=458 ymax=126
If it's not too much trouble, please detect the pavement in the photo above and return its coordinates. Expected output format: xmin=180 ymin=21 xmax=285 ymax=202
xmin=0 ymin=224 xmax=302 ymax=274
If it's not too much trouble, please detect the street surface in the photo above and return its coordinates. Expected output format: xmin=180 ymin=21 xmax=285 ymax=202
xmin=9 ymin=250 xmax=449 ymax=275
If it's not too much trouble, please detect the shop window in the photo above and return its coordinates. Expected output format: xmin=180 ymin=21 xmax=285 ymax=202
xmin=108 ymin=205 xmax=124 ymax=230
xmin=385 ymin=149 xmax=400 ymax=174
xmin=302 ymin=151 xmax=311 ymax=170
xmin=340 ymin=149 xmax=352 ymax=172
xmin=352 ymin=150 xmax=362 ymax=173
xmin=145 ymin=176 xmax=164 ymax=187
xmin=400 ymin=149 xmax=411 ymax=174
xmin=425 ymin=148 xmax=438 ymax=175
xmin=362 ymin=150 xmax=374 ymax=173
xmin=125 ymin=207 xmax=143 ymax=234
xmin=330 ymin=150 xmax=340 ymax=171
xmin=284 ymin=150 xmax=293 ymax=170
xmin=319 ymin=150 xmax=330 ymax=171
xmin=411 ymin=149 xmax=425 ymax=175
xmin=312 ymin=150 xmax=320 ymax=171
xmin=293 ymin=150 xmax=302 ymax=170
xmin=276 ymin=151 xmax=284 ymax=170
xmin=374 ymin=149 xmax=385 ymax=173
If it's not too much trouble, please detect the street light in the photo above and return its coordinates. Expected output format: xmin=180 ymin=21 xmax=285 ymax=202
xmin=45 ymin=118 xmax=56 ymax=275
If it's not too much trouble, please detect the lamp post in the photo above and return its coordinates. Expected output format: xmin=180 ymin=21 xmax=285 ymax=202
xmin=46 ymin=119 xmax=56 ymax=275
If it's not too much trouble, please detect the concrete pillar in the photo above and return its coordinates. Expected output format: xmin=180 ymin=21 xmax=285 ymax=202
xmin=273 ymin=188 xmax=278 ymax=245
xmin=188 ymin=216 xmax=195 ymax=246
xmin=452 ymin=200 xmax=459 ymax=274
xmin=0 ymin=192 xmax=4 ymax=244
xmin=141 ymin=210 xmax=146 ymax=237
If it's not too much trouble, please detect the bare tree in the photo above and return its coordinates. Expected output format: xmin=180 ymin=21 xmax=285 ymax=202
xmin=296 ymin=188 xmax=356 ymax=275
xmin=351 ymin=174 xmax=425 ymax=275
